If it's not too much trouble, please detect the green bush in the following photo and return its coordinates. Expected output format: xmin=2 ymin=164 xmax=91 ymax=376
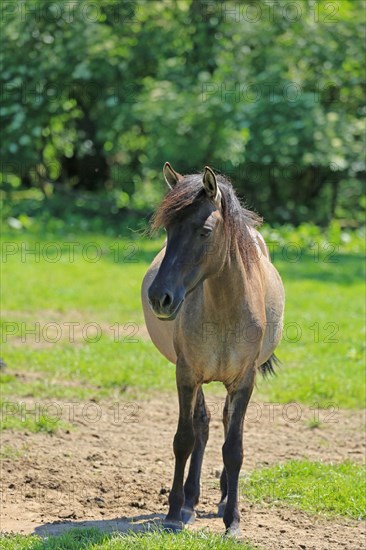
xmin=1 ymin=0 xmax=364 ymax=224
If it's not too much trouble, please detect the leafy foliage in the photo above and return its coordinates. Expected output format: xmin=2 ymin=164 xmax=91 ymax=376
xmin=0 ymin=0 xmax=365 ymax=224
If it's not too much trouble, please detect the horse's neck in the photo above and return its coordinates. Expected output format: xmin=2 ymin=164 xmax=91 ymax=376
xmin=202 ymin=251 xmax=252 ymax=321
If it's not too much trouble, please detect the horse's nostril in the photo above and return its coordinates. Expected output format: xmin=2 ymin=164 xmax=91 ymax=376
xmin=148 ymin=285 xmax=175 ymax=315
xmin=160 ymin=292 xmax=173 ymax=310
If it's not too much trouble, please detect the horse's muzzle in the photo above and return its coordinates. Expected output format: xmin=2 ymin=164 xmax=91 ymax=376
xmin=148 ymin=285 xmax=183 ymax=320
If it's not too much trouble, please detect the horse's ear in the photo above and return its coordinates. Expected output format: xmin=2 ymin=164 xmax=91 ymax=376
xmin=163 ymin=162 xmax=183 ymax=189
xmin=203 ymin=166 xmax=221 ymax=205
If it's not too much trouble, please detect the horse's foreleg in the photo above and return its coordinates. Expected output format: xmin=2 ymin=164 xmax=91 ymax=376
xmin=164 ymin=364 xmax=198 ymax=531
xmin=218 ymin=393 xmax=229 ymax=517
xmin=222 ymin=369 xmax=255 ymax=537
xmin=182 ymin=386 xmax=210 ymax=524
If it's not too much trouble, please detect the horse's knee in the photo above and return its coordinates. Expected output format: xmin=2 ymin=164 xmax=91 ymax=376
xmin=173 ymin=424 xmax=195 ymax=461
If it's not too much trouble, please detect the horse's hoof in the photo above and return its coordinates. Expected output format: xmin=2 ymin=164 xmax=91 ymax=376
xmin=181 ymin=506 xmax=196 ymax=525
xmin=217 ymin=500 xmax=226 ymax=518
xmin=162 ymin=520 xmax=184 ymax=533
xmin=225 ymin=523 xmax=242 ymax=538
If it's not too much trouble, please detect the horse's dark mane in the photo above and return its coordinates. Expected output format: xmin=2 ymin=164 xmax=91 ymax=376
xmin=151 ymin=173 xmax=263 ymax=267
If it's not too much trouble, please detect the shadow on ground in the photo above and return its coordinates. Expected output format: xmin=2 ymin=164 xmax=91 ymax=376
xmin=34 ymin=513 xmax=165 ymax=536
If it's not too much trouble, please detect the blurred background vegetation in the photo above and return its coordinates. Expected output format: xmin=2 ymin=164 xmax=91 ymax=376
xmin=0 ymin=0 xmax=365 ymax=233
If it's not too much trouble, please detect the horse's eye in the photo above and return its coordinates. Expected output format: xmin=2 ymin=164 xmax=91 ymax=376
xmin=199 ymin=229 xmax=212 ymax=238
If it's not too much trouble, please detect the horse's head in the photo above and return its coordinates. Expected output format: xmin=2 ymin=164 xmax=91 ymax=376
xmin=148 ymin=163 xmax=228 ymax=320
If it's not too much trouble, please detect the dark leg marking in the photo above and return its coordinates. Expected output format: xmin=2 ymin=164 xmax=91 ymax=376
xmin=222 ymin=370 xmax=255 ymax=537
xmin=218 ymin=393 xmax=229 ymax=517
xmin=164 ymin=365 xmax=198 ymax=531
xmin=182 ymin=386 xmax=210 ymax=524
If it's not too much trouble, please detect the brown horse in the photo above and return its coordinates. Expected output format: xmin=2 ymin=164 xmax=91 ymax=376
xmin=141 ymin=163 xmax=285 ymax=536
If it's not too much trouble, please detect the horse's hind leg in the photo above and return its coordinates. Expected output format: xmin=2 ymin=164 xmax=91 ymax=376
xmin=182 ymin=386 xmax=210 ymax=524
xmin=218 ymin=394 xmax=229 ymax=517
xmin=222 ymin=369 xmax=255 ymax=537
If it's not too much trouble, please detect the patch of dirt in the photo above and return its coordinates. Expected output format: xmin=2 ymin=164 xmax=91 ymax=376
xmin=1 ymin=392 xmax=365 ymax=549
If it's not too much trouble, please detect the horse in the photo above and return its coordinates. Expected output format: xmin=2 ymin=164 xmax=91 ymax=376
xmin=141 ymin=163 xmax=285 ymax=536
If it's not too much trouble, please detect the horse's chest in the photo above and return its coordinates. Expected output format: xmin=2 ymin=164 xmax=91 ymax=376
xmin=177 ymin=317 xmax=261 ymax=383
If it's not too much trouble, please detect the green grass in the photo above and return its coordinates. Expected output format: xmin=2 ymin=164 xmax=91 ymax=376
xmin=0 ymin=398 xmax=71 ymax=433
xmin=1 ymin=225 xmax=364 ymax=548
xmin=258 ymin=225 xmax=365 ymax=407
xmin=241 ymin=460 xmax=366 ymax=520
xmin=0 ymin=443 xmax=25 ymax=459
xmin=1 ymin=226 xmax=365 ymax=426
xmin=0 ymin=528 xmax=258 ymax=550
xmin=256 ymin=251 xmax=365 ymax=408
xmin=306 ymin=418 xmax=322 ymax=430
xmin=0 ymin=340 xmax=174 ymax=398
xmin=0 ymin=230 xmax=155 ymax=319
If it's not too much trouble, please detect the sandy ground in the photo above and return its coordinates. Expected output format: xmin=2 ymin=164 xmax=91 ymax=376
xmin=1 ymin=392 xmax=365 ymax=550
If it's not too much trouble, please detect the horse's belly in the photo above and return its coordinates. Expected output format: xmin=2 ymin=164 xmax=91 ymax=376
xmin=258 ymin=260 xmax=285 ymax=364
